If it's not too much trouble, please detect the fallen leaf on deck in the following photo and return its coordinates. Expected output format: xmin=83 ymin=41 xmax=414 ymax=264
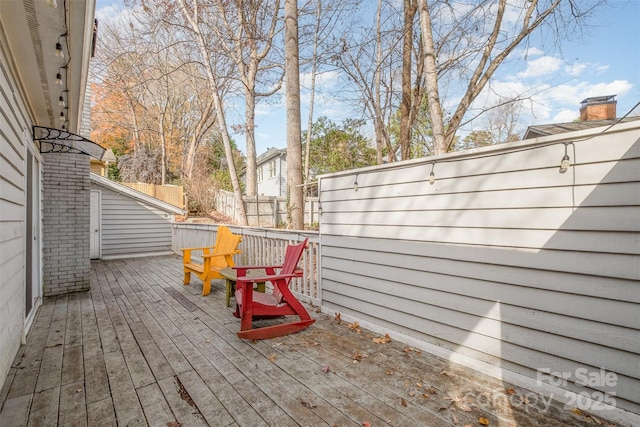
xmin=372 ymin=333 xmax=392 ymax=344
xmin=353 ymin=349 xmax=363 ymax=362
xmin=446 ymin=393 xmax=461 ymax=402
xmin=571 ymin=408 xmax=583 ymax=416
xmin=76 ymin=388 xmax=83 ymax=393
xmin=422 ymin=393 xmax=430 ymax=399
xmin=300 ymin=399 xmax=317 ymax=409
xmin=335 ymin=312 xmax=341 ymax=323
xmin=386 ymin=370 xmax=393 ymax=376
xmin=479 ymin=416 xmax=490 ymax=425
xmin=362 ymin=422 xmax=371 ymax=427
xmin=441 ymin=370 xmax=454 ymax=377
xmin=452 ymin=414 xmax=459 ymax=424
xmin=348 ymin=322 xmax=362 ymax=334
xmin=166 ymin=422 xmax=182 ymax=427
xmin=401 ymin=398 xmax=407 ymax=407
xmin=456 ymin=402 xmax=472 ymax=412
xmin=408 ymin=391 xmax=416 ymax=397
xmin=315 ymin=307 xmax=321 ymax=313
xmin=426 ymin=387 xmax=437 ymax=394
xmin=321 ymin=365 xmax=331 ymax=373
xmin=505 ymin=388 xmax=516 ymax=395
xmin=268 ymin=354 xmax=276 ymax=363
xmin=416 ymin=382 xmax=422 ymax=388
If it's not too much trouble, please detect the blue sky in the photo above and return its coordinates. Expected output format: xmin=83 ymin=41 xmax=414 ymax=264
xmin=95 ymin=0 xmax=640 ymax=156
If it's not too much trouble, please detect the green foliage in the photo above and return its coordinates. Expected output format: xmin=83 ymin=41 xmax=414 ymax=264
xmin=303 ymin=116 xmax=376 ymax=177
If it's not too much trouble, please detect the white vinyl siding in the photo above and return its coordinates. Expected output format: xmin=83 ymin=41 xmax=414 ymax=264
xmin=92 ymin=183 xmax=175 ymax=258
xmin=0 ymin=40 xmax=31 ymax=386
xmin=318 ymin=123 xmax=640 ymax=416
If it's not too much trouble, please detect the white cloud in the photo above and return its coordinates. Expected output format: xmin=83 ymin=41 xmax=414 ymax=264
xmin=517 ymin=56 xmax=563 ymax=79
xmin=552 ymin=109 xmax=579 ymax=123
xmin=522 ymin=47 xmax=544 ymax=59
xmin=564 ymin=63 xmax=588 ymax=77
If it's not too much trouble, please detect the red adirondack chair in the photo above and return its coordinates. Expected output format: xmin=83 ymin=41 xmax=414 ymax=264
xmin=233 ymin=238 xmax=315 ymax=340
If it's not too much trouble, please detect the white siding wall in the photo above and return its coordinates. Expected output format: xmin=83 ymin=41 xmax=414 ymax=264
xmin=0 ymin=40 xmax=31 ymax=385
xmin=92 ymin=183 xmax=174 ymax=258
xmin=319 ymin=124 xmax=640 ymax=418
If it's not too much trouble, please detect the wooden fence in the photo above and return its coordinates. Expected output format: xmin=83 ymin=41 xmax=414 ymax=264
xmin=216 ymin=190 xmax=319 ymax=228
xmin=121 ymin=182 xmax=185 ymax=209
xmin=172 ymin=223 xmax=320 ymax=304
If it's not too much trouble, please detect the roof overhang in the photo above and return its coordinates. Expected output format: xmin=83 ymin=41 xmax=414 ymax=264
xmin=0 ymin=0 xmax=96 ymax=134
xmin=34 ymin=125 xmax=105 ymax=159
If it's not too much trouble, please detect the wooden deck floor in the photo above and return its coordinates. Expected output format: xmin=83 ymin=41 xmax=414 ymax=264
xmin=0 ymin=255 xmax=610 ymax=426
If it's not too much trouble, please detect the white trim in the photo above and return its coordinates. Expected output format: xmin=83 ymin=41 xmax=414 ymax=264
xmin=90 ymin=189 xmax=102 ymax=260
xmin=100 ymin=251 xmax=176 ymax=260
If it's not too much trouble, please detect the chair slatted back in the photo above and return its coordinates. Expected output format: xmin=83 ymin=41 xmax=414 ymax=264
xmin=272 ymin=239 xmax=307 ymax=303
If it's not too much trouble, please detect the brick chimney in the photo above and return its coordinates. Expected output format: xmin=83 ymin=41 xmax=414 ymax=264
xmin=580 ymin=95 xmax=617 ymax=121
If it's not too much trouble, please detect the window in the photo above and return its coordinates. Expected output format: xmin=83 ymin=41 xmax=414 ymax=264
xmin=257 ymin=166 xmax=263 ymax=182
xmin=268 ymin=160 xmax=276 ymax=178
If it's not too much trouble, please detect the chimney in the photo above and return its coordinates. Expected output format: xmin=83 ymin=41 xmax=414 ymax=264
xmin=580 ymin=95 xmax=617 ymax=121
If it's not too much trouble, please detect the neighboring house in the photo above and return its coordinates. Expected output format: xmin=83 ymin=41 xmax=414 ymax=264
xmin=523 ymin=95 xmax=640 ymax=139
xmin=243 ymin=147 xmax=287 ymax=196
xmin=90 ymin=148 xmax=116 ymax=176
xmin=0 ymin=0 xmax=98 ymax=387
xmin=90 ymin=174 xmax=184 ymax=260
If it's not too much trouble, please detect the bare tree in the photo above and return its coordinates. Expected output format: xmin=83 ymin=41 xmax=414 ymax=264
xmin=212 ymin=0 xmax=283 ymax=196
xmin=284 ymin=0 xmax=303 ymax=229
xmin=176 ymin=0 xmax=248 ymax=224
xmin=419 ymin=0 xmax=605 ymax=154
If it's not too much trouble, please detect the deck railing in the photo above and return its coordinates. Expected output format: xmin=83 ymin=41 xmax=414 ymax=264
xmin=172 ymin=223 xmax=320 ymax=304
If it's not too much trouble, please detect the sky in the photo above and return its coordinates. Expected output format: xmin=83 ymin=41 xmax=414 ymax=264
xmin=95 ymin=0 xmax=640 ymax=156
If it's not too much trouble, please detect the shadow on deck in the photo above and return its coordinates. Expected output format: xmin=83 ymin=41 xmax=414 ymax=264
xmin=0 ymin=255 xmax=610 ymax=426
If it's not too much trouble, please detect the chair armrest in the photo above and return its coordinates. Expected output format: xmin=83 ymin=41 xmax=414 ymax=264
xmin=232 ymin=264 xmax=283 ymax=271
xmin=181 ymin=246 xmax=215 ymax=252
xmin=236 ymin=273 xmax=300 ymax=283
xmin=202 ymin=249 xmax=241 ymax=259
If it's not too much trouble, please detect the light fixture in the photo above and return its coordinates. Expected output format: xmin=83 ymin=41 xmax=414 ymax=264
xmin=429 ymin=162 xmax=436 ymax=185
xmin=58 ymin=89 xmax=68 ymax=107
xmin=55 ymin=42 xmax=64 ymax=58
xmin=59 ymin=111 xmax=66 ymax=122
xmin=55 ymin=72 xmax=63 ymax=86
xmin=46 ymin=0 xmax=57 ymax=8
xmin=559 ymin=144 xmax=570 ymax=173
xmin=353 ymin=173 xmax=359 ymax=192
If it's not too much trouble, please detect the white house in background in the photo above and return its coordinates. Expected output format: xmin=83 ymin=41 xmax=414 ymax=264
xmin=243 ymin=147 xmax=287 ymax=196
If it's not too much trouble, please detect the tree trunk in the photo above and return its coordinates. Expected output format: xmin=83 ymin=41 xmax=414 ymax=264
xmin=400 ymin=0 xmax=417 ymax=160
xmin=284 ymin=0 xmax=303 ymax=230
xmin=418 ymin=0 xmax=446 ymax=155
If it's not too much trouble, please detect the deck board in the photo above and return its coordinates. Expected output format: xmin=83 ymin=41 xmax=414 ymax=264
xmin=0 ymin=255 xmax=619 ymax=426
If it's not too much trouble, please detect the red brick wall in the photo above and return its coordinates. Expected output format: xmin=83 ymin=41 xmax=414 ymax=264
xmin=580 ymin=102 xmax=616 ymax=121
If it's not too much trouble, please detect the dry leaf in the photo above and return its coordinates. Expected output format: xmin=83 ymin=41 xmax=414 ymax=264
xmin=440 ymin=370 xmax=454 ymax=377
xmin=456 ymin=402 xmax=472 ymax=412
xmin=315 ymin=307 xmax=322 ymax=313
xmin=166 ymin=422 xmax=182 ymax=427
xmin=422 ymin=393 xmax=430 ymax=399
xmin=335 ymin=312 xmax=341 ymax=323
xmin=505 ymin=388 xmax=516 ymax=395
xmin=300 ymin=399 xmax=317 ymax=409
xmin=353 ymin=349 xmax=363 ymax=362
xmin=416 ymin=383 xmax=422 ymax=388
xmin=401 ymin=398 xmax=407 ymax=407
xmin=402 ymin=346 xmax=412 ymax=353
xmin=479 ymin=417 xmax=490 ymax=425
xmin=408 ymin=391 xmax=416 ymax=397
xmin=268 ymin=354 xmax=276 ymax=363
xmin=362 ymin=422 xmax=371 ymax=427
xmin=452 ymin=414 xmax=459 ymax=424
xmin=426 ymin=387 xmax=437 ymax=394
xmin=321 ymin=365 xmax=331 ymax=373
xmin=386 ymin=370 xmax=393 ymax=376
xmin=571 ymin=408 xmax=583 ymax=416
xmin=348 ymin=322 xmax=362 ymax=334
xmin=373 ymin=333 xmax=392 ymax=344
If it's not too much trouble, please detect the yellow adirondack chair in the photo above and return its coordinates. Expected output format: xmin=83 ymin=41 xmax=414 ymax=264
xmin=181 ymin=226 xmax=242 ymax=296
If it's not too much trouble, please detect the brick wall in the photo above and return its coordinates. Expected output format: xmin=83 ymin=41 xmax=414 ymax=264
xmin=580 ymin=101 xmax=616 ymax=121
xmin=42 ymin=153 xmax=90 ymax=295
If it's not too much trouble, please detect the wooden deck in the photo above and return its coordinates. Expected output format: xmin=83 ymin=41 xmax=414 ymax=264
xmin=0 ymin=255 xmax=610 ymax=426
